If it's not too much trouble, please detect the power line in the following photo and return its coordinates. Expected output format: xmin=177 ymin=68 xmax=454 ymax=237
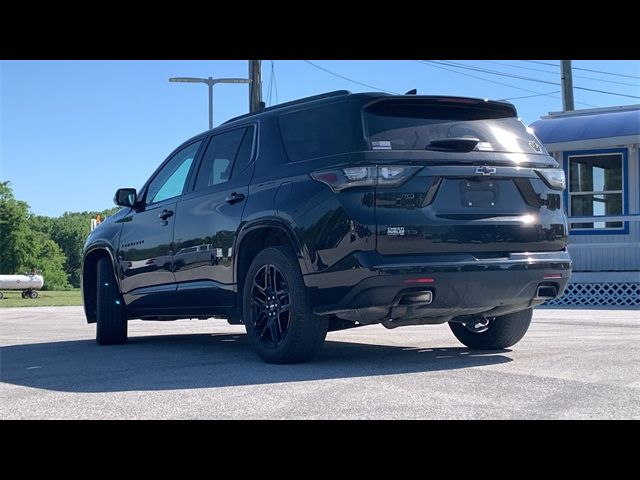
xmin=524 ymin=60 xmax=560 ymax=68
xmin=415 ymin=60 xmax=563 ymax=98
xmin=501 ymin=91 xmax=561 ymax=101
xmin=273 ymin=62 xmax=279 ymax=105
xmin=524 ymin=60 xmax=640 ymax=80
xmin=266 ymin=60 xmax=280 ymax=106
xmin=414 ymin=61 xmax=597 ymax=108
xmin=303 ymin=60 xmax=400 ymax=95
xmin=574 ymin=85 xmax=640 ymax=99
xmin=432 ymin=60 xmax=559 ymax=86
xmin=483 ymin=60 xmax=639 ymax=87
xmin=428 ymin=60 xmax=639 ymax=100
xmin=485 ymin=60 xmax=561 ymax=75
xmin=266 ymin=60 xmax=275 ymax=106
xmin=574 ymin=64 xmax=640 ymax=80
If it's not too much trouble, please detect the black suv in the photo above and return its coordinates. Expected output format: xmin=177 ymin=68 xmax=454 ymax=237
xmin=82 ymin=90 xmax=571 ymax=363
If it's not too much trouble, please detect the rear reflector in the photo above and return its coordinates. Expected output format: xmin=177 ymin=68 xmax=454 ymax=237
xmin=543 ymin=273 xmax=562 ymax=279
xmin=404 ymin=278 xmax=435 ymax=284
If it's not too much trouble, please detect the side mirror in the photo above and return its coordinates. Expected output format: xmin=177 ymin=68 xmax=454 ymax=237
xmin=114 ymin=188 xmax=138 ymax=208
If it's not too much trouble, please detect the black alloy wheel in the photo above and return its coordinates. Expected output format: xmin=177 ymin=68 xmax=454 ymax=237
xmin=250 ymin=264 xmax=292 ymax=348
xmin=243 ymin=246 xmax=328 ymax=364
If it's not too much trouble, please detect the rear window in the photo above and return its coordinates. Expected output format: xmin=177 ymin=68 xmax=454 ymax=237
xmin=364 ymin=100 xmax=547 ymax=154
xmin=279 ymin=103 xmax=351 ymax=162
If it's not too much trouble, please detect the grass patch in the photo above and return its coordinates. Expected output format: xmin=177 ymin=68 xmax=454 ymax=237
xmin=0 ymin=289 xmax=82 ymax=308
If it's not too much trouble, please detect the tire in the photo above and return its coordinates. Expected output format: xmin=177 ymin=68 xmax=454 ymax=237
xmin=0 ymin=292 xmax=3 ymax=299
xmin=29 ymin=291 xmax=38 ymax=299
xmin=243 ymin=246 xmax=328 ymax=364
xmin=449 ymin=308 xmax=533 ymax=350
xmin=96 ymin=257 xmax=127 ymax=345
xmin=21 ymin=291 xmax=27 ymax=299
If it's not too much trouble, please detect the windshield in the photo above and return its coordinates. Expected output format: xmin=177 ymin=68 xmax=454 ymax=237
xmin=364 ymin=101 xmax=547 ymax=155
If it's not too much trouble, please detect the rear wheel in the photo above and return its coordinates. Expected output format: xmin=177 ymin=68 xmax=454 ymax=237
xmin=96 ymin=257 xmax=127 ymax=345
xmin=29 ymin=290 xmax=38 ymax=299
xmin=243 ymin=246 xmax=328 ymax=364
xmin=449 ymin=308 xmax=533 ymax=350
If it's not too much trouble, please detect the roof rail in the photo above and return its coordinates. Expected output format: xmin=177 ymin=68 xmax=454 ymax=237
xmin=223 ymin=90 xmax=352 ymax=125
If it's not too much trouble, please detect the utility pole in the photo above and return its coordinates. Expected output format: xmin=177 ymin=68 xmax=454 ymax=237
xmin=249 ymin=60 xmax=262 ymax=113
xmin=561 ymin=60 xmax=575 ymax=112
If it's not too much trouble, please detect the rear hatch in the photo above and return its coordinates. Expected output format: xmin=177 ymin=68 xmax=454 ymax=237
xmin=363 ymin=97 xmax=568 ymax=255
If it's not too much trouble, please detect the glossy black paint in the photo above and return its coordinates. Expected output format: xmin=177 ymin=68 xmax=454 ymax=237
xmin=172 ymin=132 xmax=256 ymax=309
xmin=118 ymin=198 xmax=177 ymax=297
xmin=83 ymin=91 xmax=571 ymax=326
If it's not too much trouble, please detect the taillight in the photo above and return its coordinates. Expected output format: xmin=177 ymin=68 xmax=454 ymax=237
xmin=536 ymin=168 xmax=566 ymax=191
xmin=310 ymin=165 xmax=422 ymax=192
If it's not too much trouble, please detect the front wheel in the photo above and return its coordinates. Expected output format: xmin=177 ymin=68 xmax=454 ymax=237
xmin=29 ymin=290 xmax=38 ymax=299
xmin=96 ymin=257 xmax=127 ymax=345
xmin=243 ymin=246 xmax=328 ymax=364
xmin=449 ymin=308 xmax=533 ymax=350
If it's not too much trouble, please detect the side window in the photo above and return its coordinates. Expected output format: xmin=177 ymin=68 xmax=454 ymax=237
xmin=279 ymin=103 xmax=350 ymax=162
xmin=194 ymin=127 xmax=250 ymax=191
xmin=233 ymin=126 xmax=256 ymax=175
xmin=146 ymin=141 xmax=201 ymax=205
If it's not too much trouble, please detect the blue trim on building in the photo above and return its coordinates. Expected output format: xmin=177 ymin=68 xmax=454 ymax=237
xmin=562 ymin=147 xmax=629 ymax=236
xmin=531 ymin=108 xmax=640 ymax=144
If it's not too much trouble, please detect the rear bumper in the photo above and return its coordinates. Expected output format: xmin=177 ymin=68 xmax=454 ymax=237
xmin=307 ymin=251 xmax=571 ymax=323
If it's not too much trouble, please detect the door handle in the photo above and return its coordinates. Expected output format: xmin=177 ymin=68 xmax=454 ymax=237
xmin=158 ymin=209 xmax=174 ymax=221
xmin=225 ymin=192 xmax=246 ymax=205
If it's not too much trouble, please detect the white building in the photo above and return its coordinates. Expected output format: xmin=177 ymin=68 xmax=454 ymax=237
xmin=530 ymin=105 xmax=639 ymax=307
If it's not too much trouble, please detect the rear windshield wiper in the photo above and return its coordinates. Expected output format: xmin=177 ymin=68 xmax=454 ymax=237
xmin=425 ymin=137 xmax=480 ymax=152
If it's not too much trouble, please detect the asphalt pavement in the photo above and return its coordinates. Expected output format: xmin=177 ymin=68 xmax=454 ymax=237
xmin=1 ymin=306 xmax=639 ymax=419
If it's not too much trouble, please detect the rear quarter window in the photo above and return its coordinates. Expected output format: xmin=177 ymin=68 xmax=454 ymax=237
xmin=279 ymin=102 xmax=351 ymax=162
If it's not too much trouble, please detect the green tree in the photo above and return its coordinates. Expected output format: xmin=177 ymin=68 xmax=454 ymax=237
xmin=20 ymin=230 xmax=70 ymax=290
xmin=29 ymin=214 xmax=55 ymax=236
xmin=0 ymin=182 xmax=70 ymax=289
xmin=46 ymin=207 xmax=120 ymax=287
xmin=0 ymin=181 xmax=32 ymax=274
xmin=2 ymin=181 xmax=120 ymax=289
xmin=48 ymin=213 xmax=91 ymax=287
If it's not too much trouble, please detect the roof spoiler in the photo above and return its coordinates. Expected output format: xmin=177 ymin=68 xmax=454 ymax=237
xmin=362 ymin=95 xmax=518 ymax=117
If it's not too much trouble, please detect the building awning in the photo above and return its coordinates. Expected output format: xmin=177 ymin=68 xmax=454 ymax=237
xmin=530 ymin=107 xmax=640 ymax=145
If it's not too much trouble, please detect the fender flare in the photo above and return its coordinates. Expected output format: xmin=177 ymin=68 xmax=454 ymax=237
xmin=234 ymin=218 xmax=309 ymax=281
xmin=83 ymin=243 xmax=120 ymax=283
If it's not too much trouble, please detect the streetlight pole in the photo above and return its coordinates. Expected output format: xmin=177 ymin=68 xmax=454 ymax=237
xmin=169 ymin=77 xmax=252 ymax=129
xmin=208 ymin=79 xmax=213 ymax=129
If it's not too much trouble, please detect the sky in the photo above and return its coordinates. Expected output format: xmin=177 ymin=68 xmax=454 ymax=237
xmin=1 ymin=59 xmax=639 ymax=217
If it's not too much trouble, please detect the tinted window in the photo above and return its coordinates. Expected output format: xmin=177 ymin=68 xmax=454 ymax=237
xmin=146 ymin=141 xmax=201 ymax=205
xmin=234 ymin=126 xmax=255 ymax=174
xmin=364 ymin=101 xmax=546 ymax=154
xmin=194 ymin=128 xmax=249 ymax=190
xmin=279 ymin=103 xmax=350 ymax=162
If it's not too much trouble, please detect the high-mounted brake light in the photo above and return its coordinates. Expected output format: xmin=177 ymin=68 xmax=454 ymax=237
xmin=310 ymin=165 xmax=422 ymax=192
xmin=435 ymin=97 xmax=481 ymax=104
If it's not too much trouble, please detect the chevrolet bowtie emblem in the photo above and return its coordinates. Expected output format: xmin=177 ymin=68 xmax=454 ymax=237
xmin=475 ymin=166 xmax=497 ymax=176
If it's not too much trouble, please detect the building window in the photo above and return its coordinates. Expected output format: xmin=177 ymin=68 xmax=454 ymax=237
xmin=567 ymin=151 xmax=624 ymax=231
